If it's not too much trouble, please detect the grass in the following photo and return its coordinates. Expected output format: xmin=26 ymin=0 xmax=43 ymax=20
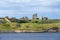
xmin=0 ymin=20 xmax=60 ymax=31
xmin=20 ymin=23 xmax=60 ymax=31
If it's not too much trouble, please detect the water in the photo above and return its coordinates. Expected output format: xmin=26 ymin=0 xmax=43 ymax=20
xmin=0 ymin=33 xmax=60 ymax=40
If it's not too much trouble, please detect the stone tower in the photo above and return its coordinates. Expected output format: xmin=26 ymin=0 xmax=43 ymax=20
xmin=32 ymin=13 xmax=37 ymax=20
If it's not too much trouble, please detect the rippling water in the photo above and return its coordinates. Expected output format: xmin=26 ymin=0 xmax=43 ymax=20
xmin=0 ymin=33 xmax=60 ymax=40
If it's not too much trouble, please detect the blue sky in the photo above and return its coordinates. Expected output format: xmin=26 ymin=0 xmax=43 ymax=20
xmin=0 ymin=0 xmax=60 ymax=19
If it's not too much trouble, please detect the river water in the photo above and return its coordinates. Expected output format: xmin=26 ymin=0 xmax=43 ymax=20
xmin=0 ymin=33 xmax=60 ymax=40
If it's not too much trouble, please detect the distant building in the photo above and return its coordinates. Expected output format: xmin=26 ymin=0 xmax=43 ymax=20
xmin=20 ymin=17 xmax=25 ymax=20
xmin=24 ymin=16 xmax=29 ymax=21
xmin=41 ymin=17 xmax=48 ymax=20
xmin=20 ymin=16 xmax=29 ymax=21
xmin=10 ymin=17 xmax=17 ymax=22
xmin=32 ymin=13 xmax=38 ymax=20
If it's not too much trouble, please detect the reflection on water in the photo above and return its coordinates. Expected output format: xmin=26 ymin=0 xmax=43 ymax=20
xmin=0 ymin=33 xmax=60 ymax=40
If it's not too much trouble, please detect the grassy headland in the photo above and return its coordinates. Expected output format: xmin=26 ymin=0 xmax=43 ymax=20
xmin=0 ymin=14 xmax=60 ymax=32
xmin=0 ymin=19 xmax=60 ymax=32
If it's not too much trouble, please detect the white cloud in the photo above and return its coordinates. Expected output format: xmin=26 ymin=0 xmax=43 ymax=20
xmin=0 ymin=0 xmax=60 ymax=15
xmin=0 ymin=0 xmax=60 ymax=7
xmin=29 ymin=0 xmax=60 ymax=6
xmin=0 ymin=10 xmax=16 ymax=14
xmin=0 ymin=0 xmax=31 ymax=3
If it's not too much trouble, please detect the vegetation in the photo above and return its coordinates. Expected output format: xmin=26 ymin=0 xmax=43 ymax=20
xmin=0 ymin=13 xmax=60 ymax=32
xmin=0 ymin=19 xmax=60 ymax=32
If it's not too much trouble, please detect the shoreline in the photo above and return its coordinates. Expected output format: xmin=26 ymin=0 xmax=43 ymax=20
xmin=0 ymin=31 xmax=60 ymax=33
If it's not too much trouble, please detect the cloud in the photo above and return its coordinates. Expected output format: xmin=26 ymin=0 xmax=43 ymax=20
xmin=0 ymin=0 xmax=60 ymax=17
xmin=0 ymin=0 xmax=31 ymax=3
xmin=0 ymin=10 xmax=16 ymax=14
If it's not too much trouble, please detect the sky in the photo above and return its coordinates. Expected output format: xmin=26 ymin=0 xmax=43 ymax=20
xmin=0 ymin=0 xmax=60 ymax=19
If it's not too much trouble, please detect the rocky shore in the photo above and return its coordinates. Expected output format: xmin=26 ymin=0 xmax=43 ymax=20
xmin=0 ymin=27 xmax=60 ymax=33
